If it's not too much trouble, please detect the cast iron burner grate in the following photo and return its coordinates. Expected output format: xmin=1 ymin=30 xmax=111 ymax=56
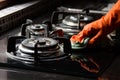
xmin=6 ymin=36 xmax=71 ymax=64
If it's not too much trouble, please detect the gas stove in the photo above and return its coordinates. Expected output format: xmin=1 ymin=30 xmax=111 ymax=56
xmin=0 ymin=6 xmax=119 ymax=79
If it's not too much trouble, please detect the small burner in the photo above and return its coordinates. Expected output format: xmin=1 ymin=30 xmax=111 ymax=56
xmin=27 ymin=24 xmax=47 ymax=38
xmin=21 ymin=23 xmax=48 ymax=38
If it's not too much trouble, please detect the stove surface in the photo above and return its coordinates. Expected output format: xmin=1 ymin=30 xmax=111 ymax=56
xmin=0 ymin=24 xmax=119 ymax=79
xmin=0 ymin=0 xmax=119 ymax=79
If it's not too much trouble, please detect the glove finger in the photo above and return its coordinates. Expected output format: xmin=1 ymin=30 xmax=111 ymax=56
xmin=89 ymin=30 xmax=103 ymax=45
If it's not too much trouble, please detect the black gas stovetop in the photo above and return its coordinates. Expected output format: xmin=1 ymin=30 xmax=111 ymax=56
xmin=0 ymin=35 xmax=118 ymax=78
xmin=0 ymin=0 xmax=119 ymax=79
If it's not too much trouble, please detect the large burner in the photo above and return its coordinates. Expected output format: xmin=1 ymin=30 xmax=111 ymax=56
xmin=18 ymin=38 xmax=59 ymax=56
xmin=7 ymin=37 xmax=69 ymax=64
xmin=51 ymin=11 xmax=95 ymax=38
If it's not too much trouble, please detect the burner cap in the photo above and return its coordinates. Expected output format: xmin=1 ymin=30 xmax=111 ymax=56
xmin=21 ymin=38 xmax=58 ymax=50
xmin=17 ymin=37 xmax=61 ymax=57
xmin=26 ymin=24 xmax=46 ymax=37
xmin=28 ymin=24 xmax=45 ymax=31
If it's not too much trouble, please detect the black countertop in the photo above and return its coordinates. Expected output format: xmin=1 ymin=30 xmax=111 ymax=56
xmin=0 ymin=47 xmax=120 ymax=80
xmin=0 ymin=67 xmax=94 ymax=80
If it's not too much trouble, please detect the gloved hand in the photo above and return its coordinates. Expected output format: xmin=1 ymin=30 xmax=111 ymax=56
xmin=71 ymin=0 xmax=120 ymax=46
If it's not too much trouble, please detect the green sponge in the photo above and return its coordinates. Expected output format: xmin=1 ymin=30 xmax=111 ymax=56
xmin=71 ymin=37 xmax=90 ymax=49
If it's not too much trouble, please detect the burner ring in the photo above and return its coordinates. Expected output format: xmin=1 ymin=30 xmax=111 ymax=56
xmin=6 ymin=44 xmax=70 ymax=63
xmin=28 ymin=24 xmax=45 ymax=31
xmin=18 ymin=44 xmax=60 ymax=55
xmin=21 ymin=38 xmax=58 ymax=50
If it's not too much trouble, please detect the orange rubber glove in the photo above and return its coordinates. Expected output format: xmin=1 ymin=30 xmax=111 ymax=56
xmin=71 ymin=0 xmax=120 ymax=46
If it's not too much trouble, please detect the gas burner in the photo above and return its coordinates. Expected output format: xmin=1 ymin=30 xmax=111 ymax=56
xmin=19 ymin=38 xmax=59 ymax=53
xmin=7 ymin=36 xmax=70 ymax=64
xmin=21 ymin=19 xmax=65 ymax=39
xmin=51 ymin=7 xmax=103 ymax=38
xmin=52 ymin=13 xmax=94 ymax=37
xmin=21 ymin=23 xmax=48 ymax=38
